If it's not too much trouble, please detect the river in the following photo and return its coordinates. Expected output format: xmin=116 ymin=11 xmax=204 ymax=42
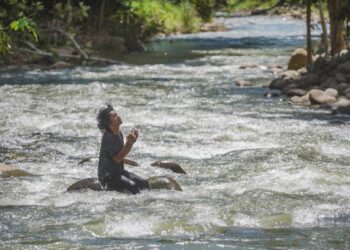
xmin=1 ymin=16 xmax=350 ymax=249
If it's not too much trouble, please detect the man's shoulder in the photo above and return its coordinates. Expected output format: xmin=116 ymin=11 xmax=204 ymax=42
xmin=102 ymin=131 xmax=122 ymax=142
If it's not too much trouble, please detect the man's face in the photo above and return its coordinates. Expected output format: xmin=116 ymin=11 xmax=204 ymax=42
xmin=108 ymin=111 xmax=122 ymax=127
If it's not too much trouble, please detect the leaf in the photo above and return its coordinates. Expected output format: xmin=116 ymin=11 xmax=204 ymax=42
xmin=10 ymin=21 xmax=19 ymax=31
xmin=17 ymin=17 xmax=28 ymax=31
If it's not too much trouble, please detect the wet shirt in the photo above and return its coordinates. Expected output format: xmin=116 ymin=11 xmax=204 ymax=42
xmin=98 ymin=130 xmax=124 ymax=181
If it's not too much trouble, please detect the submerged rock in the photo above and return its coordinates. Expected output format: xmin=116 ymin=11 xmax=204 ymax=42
xmin=235 ymin=79 xmax=252 ymax=87
xmin=151 ymin=161 xmax=187 ymax=174
xmin=0 ymin=163 xmax=33 ymax=177
xmin=67 ymin=178 xmax=102 ymax=192
xmin=67 ymin=176 xmax=182 ymax=192
xmin=147 ymin=176 xmax=182 ymax=191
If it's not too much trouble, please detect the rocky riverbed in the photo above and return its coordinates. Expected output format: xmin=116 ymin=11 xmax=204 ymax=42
xmin=269 ymin=48 xmax=350 ymax=115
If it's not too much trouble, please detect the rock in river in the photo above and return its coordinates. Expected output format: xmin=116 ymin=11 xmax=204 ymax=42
xmin=151 ymin=161 xmax=187 ymax=174
xmin=67 ymin=176 xmax=182 ymax=192
xmin=0 ymin=163 xmax=33 ymax=177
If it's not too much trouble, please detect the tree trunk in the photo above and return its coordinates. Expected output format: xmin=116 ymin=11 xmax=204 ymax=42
xmin=318 ymin=0 xmax=329 ymax=56
xmin=98 ymin=0 xmax=106 ymax=31
xmin=306 ymin=0 xmax=312 ymax=68
xmin=327 ymin=0 xmax=346 ymax=55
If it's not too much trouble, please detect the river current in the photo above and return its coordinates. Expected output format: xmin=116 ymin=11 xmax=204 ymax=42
xmin=1 ymin=16 xmax=350 ymax=249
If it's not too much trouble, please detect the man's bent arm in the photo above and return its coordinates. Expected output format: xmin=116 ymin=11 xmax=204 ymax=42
xmin=112 ymin=140 xmax=134 ymax=163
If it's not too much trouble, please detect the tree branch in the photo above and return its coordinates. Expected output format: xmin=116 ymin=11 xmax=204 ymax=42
xmin=18 ymin=40 xmax=123 ymax=65
xmin=43 ymin=28 xmax=88 ymax=59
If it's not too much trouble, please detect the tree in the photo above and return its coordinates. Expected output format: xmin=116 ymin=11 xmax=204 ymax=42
xmin=306 ymin=0 xmax=312 ymax=68
xmin=327 ymin=0 xmax=346 ymax=55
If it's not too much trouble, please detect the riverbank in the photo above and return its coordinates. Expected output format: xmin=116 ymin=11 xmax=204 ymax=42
xmin=267 ymin=48 xmax=350 ymax=115
xmin=0 ymin=2 xmax=320 ymax=70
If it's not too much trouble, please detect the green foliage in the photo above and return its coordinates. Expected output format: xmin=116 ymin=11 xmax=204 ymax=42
xmin=0 ymin=28 xmax=11 ymax=55
xmin=226 ymin=0 xmax=277 ymax=12
xmin=130 ymin=0 xmax=201 ymax=36
xmin=190 ymin=0 xmax=215 ymax=22
xmin=10 ymin=17 xmax=38 ymax=41
xmin=51 ymin=1 xmax=90 ymax=31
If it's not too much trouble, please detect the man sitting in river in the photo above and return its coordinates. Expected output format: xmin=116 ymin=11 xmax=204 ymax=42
xmin=96 ymin=103 xmax=149 ymax=194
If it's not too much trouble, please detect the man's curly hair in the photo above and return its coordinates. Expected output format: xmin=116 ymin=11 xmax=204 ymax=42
xmin=97 ymin=103 xmax=115 ymax=132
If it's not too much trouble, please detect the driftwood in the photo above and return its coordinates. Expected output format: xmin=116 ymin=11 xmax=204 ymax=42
xmin=18 ymin=28 xmax=123 ymax=65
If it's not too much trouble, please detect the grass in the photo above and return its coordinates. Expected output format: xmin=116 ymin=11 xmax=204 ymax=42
xmin=226 ymin=0 xmax=277 ymax=12
xmin=131 ymin=0 xmax=201 ymax=35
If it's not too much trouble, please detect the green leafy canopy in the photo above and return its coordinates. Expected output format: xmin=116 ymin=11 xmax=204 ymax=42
xmin=10 ymin=17 xmax=38 ymax=41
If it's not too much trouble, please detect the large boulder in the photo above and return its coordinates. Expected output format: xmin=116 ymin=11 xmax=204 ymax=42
xmin=67 ymin=176 xmax=182 ymax=192
xmin=269 ymin=78 xmax=290 ymax=90
xmin=0 ymin=163 xmax=33 ymax=177
xmin=288 ymin=48 xmax=314 ymax=70
xmin=335 ymin=73 xmax=347 ymax=83
xmin=336 ymin=61 xmax=350 ymax=74
xmin=311 ymin=56 xmax=327 ymax=73
xmin=285 ymin=88 xmax=307 ymax=97
xmin=308 ymin=89 xmax=337 ymax=105
xmin=296 ymin=73 xmax=320 ymax=89
xmin=320 ymin=77 xmax=338 ymax=90
xmin=151 ymin=161 xmax=187 ymax=174
xmin=324 ymin=88 xmax=338 ymax=98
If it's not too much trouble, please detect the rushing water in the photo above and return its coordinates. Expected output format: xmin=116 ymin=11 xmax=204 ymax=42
xmin=1 ymin=16 xmax=350 ymax=249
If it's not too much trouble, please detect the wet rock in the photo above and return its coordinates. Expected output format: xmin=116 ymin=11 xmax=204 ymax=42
xmin=290 ymin=94 xmax=311 ymax=106
xmin=239 ymin=62 xmax=258 ymax=69
xmin=78 ymin=157 xmax=93 ymax=165
xmin=335 ymin=82 xmax=350 ymax=95
xmin=281 ymin=70 xmax=301 ymax=80
xmin=285 ymin=88 xmax=307 ymax=97
xmin=67 ymin=176 xmax=182 ymax=192
xmin=331 ymin=98 xmax=350 ymax=108
xmin=336 ymin=61 xmax=350 ymax=74
xmin=309 ymin=89 xmax=337 ymax=105
xmin=49 ymin=61 xmax=74 ymax=69
xmin=235 ymin=80 xmax=252 ymax=87
xmin=320 ymin=77 xmax=337 ymax=90
xmin=147 ymin=176 xmax=182 ymax=191
xmin=344 ymin=74 xmax=350 ymax=81
xmin=335 ymin=73 xmax=347 ymax=83
xmin=296 ymin=73 xmax=320 ymax=89
xmin=151 ymin=161 xmax=186 ymax=174
xmin=324 ymin=88 xmax=338 ymax=98
xmin=311 ymin=56 xmax=327 ymax=73
xmin=297 ymin=67 xmax=308 ymax=74
xmin=288 ymin=48 xmax=308 ymax=70
xmin=67 ymin=178 xmax=102 ymax=192
xmin=0 ymin=163 xmax=33 ymax=177
xmin=269 ymin=78 xmax=290 ymax=90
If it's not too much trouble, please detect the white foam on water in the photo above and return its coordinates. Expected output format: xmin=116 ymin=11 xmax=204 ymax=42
xmin=104 ymin=213 xmax=156 ymax=237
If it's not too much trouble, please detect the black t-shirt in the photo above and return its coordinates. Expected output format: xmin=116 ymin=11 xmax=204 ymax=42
xmin=98 ymin=130 xmax=124 ymax=180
